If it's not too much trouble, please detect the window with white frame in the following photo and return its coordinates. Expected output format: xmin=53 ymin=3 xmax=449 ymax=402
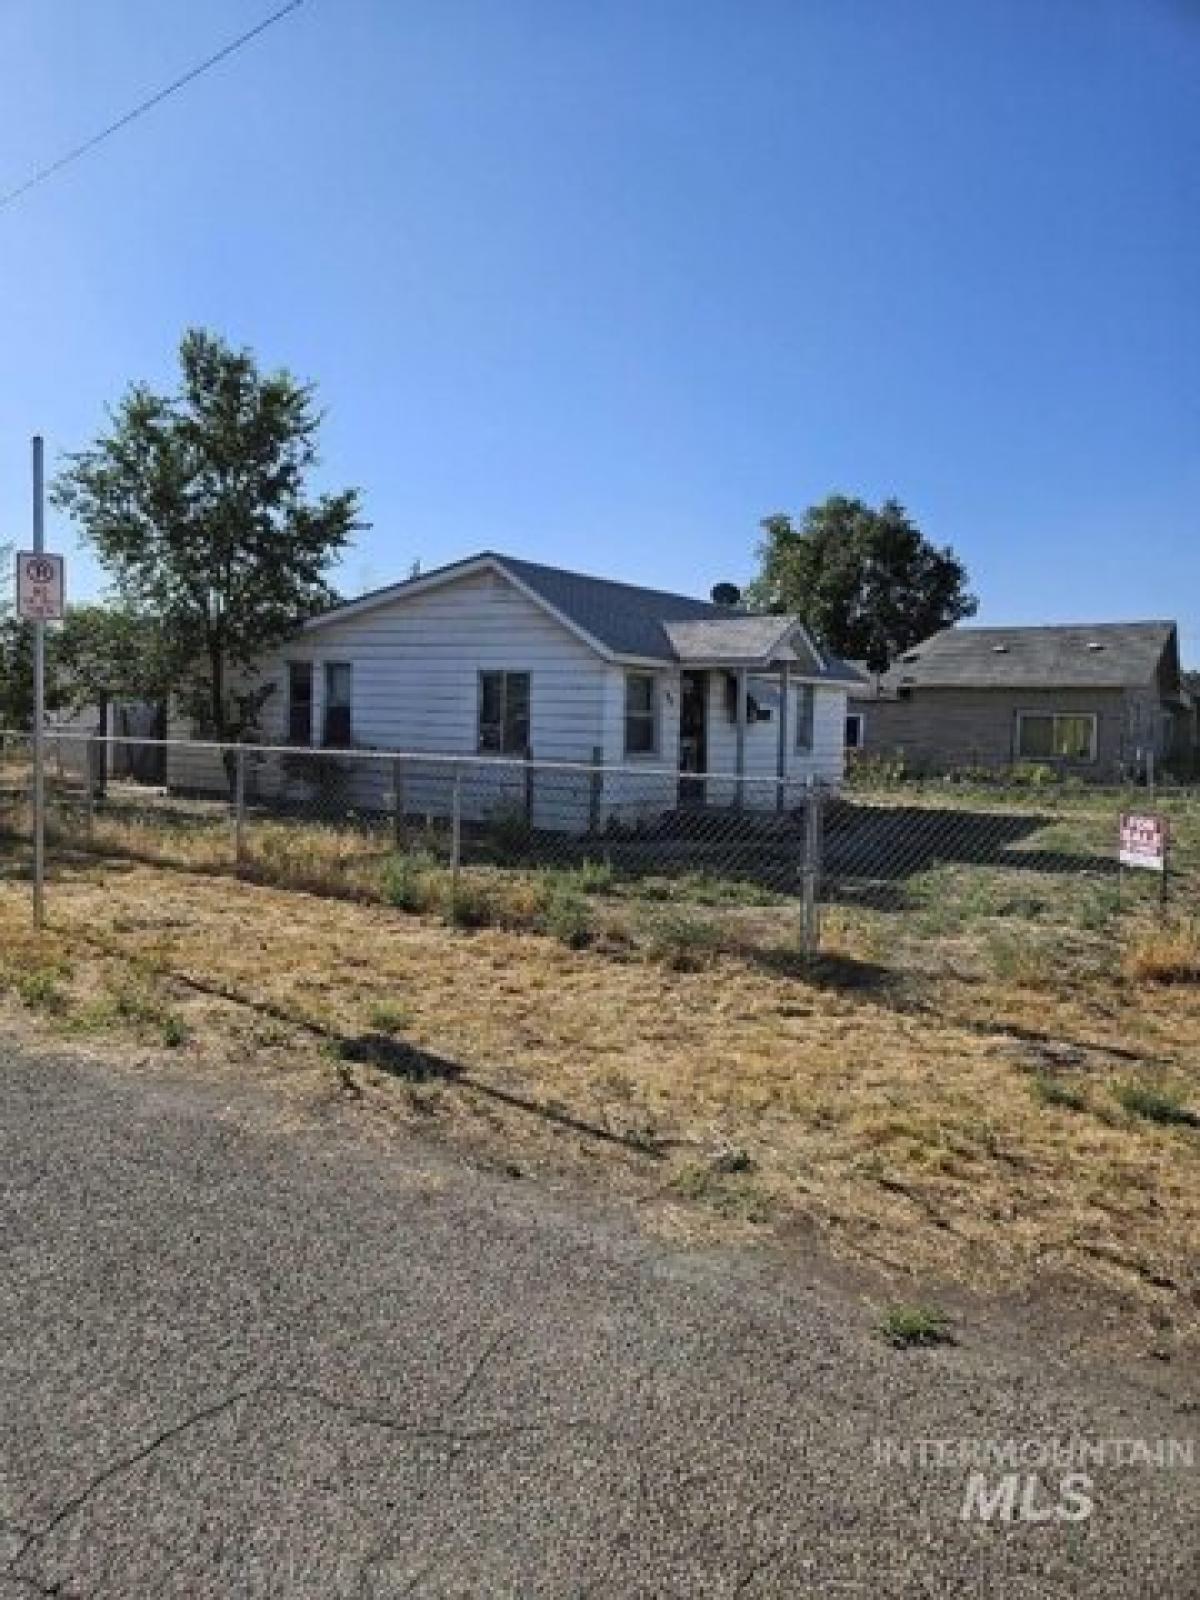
xmin=845 ymin=711 xmax=864 ymax=750
xmin=624 ymin=672 xmax=658 ymax=755
xmin=478 ymin=671 xmax=531 ymax=754
xmin=1016 ymin=711 xmax=1097 ymax=761
xmin=322 ymin=663 xmax=353 ymax=747
xmin=794 ymin=684 xmax=815 ymax=752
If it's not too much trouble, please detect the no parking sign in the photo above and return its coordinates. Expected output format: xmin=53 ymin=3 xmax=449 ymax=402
xmin=16 ymin=551 xmax=65 ymax=621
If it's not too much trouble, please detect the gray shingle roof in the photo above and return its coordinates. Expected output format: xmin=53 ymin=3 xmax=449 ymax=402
xmin=320 ymin=550 xmax=862 ymax=677
xmin=495 ymin=554 xmax=861 ymax=677
xmin=873 ymin=621 xmax=1176 ymax=691
xmin=495 ymin=553 xmax=726 ymax=660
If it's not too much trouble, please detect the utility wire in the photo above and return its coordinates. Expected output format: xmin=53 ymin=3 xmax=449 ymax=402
xmin=0 ymin=0 xmax=305 ymax=212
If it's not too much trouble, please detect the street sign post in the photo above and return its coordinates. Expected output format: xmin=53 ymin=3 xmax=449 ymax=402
xmin=21 ymin=440 xmax=65 ymax=930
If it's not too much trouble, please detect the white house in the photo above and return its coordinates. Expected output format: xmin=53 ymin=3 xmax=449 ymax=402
xmin=166 ymin=551 xmax=861 ymax=831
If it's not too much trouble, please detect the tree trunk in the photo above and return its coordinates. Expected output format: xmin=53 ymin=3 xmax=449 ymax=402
xmin=210 ymin=637 xmax=236 ymax=797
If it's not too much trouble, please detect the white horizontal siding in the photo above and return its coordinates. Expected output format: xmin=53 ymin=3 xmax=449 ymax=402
xmin=703 ymin=673 xmax=846 ymax=807
xmin=167 ymin=567 xmax=611 ymax=828
xmin=270 ymin=568 xmax=608 ymax=757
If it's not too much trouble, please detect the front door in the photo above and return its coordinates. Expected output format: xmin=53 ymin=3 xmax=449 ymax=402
xmin=679 ymin=671 xmax=707 ymax=806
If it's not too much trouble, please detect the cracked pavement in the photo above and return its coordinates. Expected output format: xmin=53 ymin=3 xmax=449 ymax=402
xmin=0 ymin=1045 xmax=1197 ymax=1597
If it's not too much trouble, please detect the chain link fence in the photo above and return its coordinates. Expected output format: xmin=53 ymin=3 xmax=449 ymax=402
xmin=825 ymin=788 xmax=1117 ymax=908
xmin=6 ymin=732 xmax=826 ymax=956
xmin=1 ymin=730 xmax=1192 ymax=975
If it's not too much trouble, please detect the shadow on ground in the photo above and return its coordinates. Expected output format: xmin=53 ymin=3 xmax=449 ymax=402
xmin=337 ymin=1030 xmax=665 ymax=1157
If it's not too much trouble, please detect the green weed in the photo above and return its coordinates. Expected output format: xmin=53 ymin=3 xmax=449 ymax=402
xmin=1113 ymin=1083 xmax=1199 ymax=1128
xmin=17 ymin=969 xmax=67 ymax=1014
xmin=669 ymin=1159 xmax=772 ymax=1222
xmin=1030 ymin=1074 xmax=1088 ymax=1113
xmin=160 ymin=1014 xmax=189 ymax=1048
xmin=110 ymin=981 xmax=168 ymax=1025
xmin=879 ymin=1304 xmax=952 ymax=1348
xmin=542 ymin=886 xmax=592 ymax=949
xmin=368 ymin=1000 xmax=410 ymax=1034
xmin=381 ymin=852 xmax=440 ymax=913
xmin=645 ymin=911 xmax=723 ymax=972
xmin=571 ymin=858 xmax=615 ymax=895
xmin=447 ymin=878 xmax=495 ymax=929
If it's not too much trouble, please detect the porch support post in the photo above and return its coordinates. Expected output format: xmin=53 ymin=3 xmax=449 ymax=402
xmin=776 ymin=659 xmax=789 ymax=812
xmin=734 ymin=668 xmax=748 ymax=810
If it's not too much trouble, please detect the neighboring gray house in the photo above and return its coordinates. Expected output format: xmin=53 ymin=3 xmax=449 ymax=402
xmin=848 ymin=621 xmax=1194 ymax=780
xmin=167 ymin=551 xmax=861 ymax=829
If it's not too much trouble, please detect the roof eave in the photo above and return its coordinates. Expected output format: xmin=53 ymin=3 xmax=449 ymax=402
xmin=888 ymin=677 xmax=1153 ymax=692
xmin=663 ymin=656 xmax=856 ymax=680
xmin=667 ymin=654 xmax=776 ymax=671
xmin=610 ymin=651 xmax=676 ymax=670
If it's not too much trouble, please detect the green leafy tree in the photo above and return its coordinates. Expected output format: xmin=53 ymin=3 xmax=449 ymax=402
xmin=0 ymin=617 xmax=36 ymax=729
xmin=745 ymin=496 xmax=977 ymax=673
xmin=52 ymin=328 xmax=361 ymax=748
xmin=0 ymin=605 xmax=171 ymax=733
xmin=0 ymin=544 xmax=34 ymax=728
xmin=53 ymin=604 xmax=174 ymax=713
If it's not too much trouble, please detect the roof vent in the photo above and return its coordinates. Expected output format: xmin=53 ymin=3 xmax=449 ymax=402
xmin=1086 ymin=641 xmax=1105 ymax=651
xmin=992 ymin=643 xmax=1009 ymax=653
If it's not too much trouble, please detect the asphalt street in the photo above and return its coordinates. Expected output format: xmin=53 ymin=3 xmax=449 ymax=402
xmin=0 ymin=1043 xmax=1196 ymax=1598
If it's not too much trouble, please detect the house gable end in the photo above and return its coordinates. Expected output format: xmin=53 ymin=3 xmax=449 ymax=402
xmin=302 ymin=554 xmax=618 ymax=664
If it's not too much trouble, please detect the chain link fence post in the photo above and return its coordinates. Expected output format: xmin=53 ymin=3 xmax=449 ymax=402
xmin=27 ymin=730 xmax=39 ymax=925
xmin=84 ymin=735 xmax=96 ymax=837
xmin=817 ymin=782 xmax=827 ymax=946
xmin=234 ymin=746 xmax=247 ymax=870
xmin=392 ymin=756 xmax=405 ymax=850
xmin=588 ymin=746 xmax=603 ymax=834
xmin=800 ymin=778 xmax=825 ymax=958
xmin=450 ymin=764 xmax=462 ymax=905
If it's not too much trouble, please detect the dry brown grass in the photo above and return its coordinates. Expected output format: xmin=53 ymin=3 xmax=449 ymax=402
xmin=1 ymin=841 xmax=1198 ymax=1354
xmin=41 ymin=805 xmax=823 ymax=972
xmin=1123 ymin=920 xmax=1200 ymax=986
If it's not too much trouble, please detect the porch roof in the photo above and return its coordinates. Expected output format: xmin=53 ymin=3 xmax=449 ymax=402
xmin=664 ymin=616 xmax=863 ymax=679
xmin=664 ymin=615 xmax=798 ymax=664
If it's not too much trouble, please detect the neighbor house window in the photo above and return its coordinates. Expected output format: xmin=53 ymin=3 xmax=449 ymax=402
xmin=478 ymin=671 xmax=531 ymax=754
xmin=322 ymin=663 xmax=353 ymax=747
xmin=845 ymin=711 xmax=864 ymax=750
xmin=1016 ymin=712 xmax=1097 ymax=761
xmin=624 ymin=672 xmax=658 ymax=755
xmin=287 ymin=662 xmax=313 ymax=745
xmin=794 ymin=685 xmax=815 ymax=752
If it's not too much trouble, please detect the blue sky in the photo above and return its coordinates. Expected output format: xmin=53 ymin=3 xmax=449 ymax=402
xmin=1 ymin=1 xmax=1196 ymax=657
